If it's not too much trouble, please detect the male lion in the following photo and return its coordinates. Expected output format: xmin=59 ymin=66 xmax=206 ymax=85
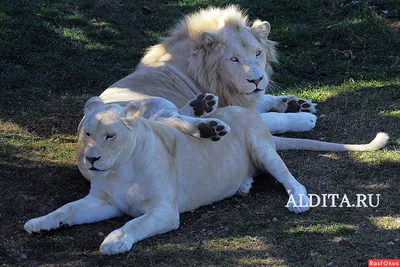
xmin=100 ymin=6 xmax=317 ymax=137
xmin=24 ymin=97 xmax=388 ymax=255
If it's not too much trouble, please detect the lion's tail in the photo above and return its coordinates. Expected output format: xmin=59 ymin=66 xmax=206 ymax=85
xmin=273 ymin=132 xmax=389 ymax=152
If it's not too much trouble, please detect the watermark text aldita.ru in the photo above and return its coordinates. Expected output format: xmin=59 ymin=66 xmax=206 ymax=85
xmin=286 ymin=194 xmax=381 ymax=208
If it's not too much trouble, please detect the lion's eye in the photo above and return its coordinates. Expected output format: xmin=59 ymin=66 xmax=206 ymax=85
xmin=85 ymin=132 xmax=90 ymax=137
xmin=230 ymin=57 xmax=239 ymax=63
xmin=106 ymin=134 xmax=115 ymax=140
xmin=256 ymin=51 xmax=261 ymax=57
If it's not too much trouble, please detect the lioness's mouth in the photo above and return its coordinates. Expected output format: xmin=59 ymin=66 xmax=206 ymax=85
xmin=89 ymin=167 xmax=108 ymax=172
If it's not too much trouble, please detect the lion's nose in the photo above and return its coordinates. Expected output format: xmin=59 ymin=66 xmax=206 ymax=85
xmin=86 ymin=156 xmax=101 ymax=164
xmin=247 ymin=76 xmax=263 ymax=86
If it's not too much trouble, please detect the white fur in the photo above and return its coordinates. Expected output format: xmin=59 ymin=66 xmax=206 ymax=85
xmin=98 ymin=6 xmax=317 ymax=135
xmin=24 ymin=101 xmax=310 ymax=255
xmin=273 ymin=132 xmax=389 ymax=151
xmin=237 ymin=177 xmax=254 ymax=197
xmin=259 ymin=112 xmax=317 ymax=134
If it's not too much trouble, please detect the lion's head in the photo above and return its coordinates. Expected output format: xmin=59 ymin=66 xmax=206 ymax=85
xmin=175 ymin=6 xmax=278 ymax=108
xmin=77 ymin=97 xmax=141 ymax=176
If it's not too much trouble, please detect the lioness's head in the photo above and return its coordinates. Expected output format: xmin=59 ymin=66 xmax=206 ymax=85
xmin=185 ymin=6 xmax=278 ymax=108
xmin=77 ymin=97 xmax=142 ymax=175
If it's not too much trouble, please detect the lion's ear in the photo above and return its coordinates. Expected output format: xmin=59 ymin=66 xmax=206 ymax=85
xmin=200 ymin=30 xmax=223 ymax=50
xmin=84 ymin=96 xmax=104 ymax=114
xmin=251 ymin=20 xmax=271 ymax=40
xmin=122 ymin=101 xmax=143 ymax=130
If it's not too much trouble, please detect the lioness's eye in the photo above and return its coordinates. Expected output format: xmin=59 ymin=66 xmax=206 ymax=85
xmin=106 ymin=134 xmax=115 ymax=140
xmin=231 ymin=57 xmax=239 ymax=63
xmin=85 ymin=132 xmax=90 ymax=137
xmin=256 ymin=51 xmax=261 ymax=57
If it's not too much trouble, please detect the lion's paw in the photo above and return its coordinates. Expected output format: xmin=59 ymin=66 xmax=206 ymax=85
xmin=100 ymin=229 xmax=134 ymax=255
xmin=198 ymin=119 xmax=230 ymax=141
xmin=272 ymin=96 xmax=316 ymax=113
xmin=189 ymin=93 xmax=218 ymax=117
xmin=287 ymin=113 xmax=317 ymax=132
xmin=285 ymin=96 xmax=317 ymax=113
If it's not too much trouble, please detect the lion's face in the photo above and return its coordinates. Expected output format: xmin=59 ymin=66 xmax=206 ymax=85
xmin=78 ymin=97 xmax=140 ymax=176
xmin=218 ymin=28 xmax=269 ymax=102
xmin=193 ymin=19 xmax=277 ymax=107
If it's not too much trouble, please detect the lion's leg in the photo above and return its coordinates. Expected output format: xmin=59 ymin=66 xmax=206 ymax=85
xmin=251 ymin=144 xmax=309 ymax=214
xmin=142 ymin=97 xmax=229 ymax=141
xmin=24 ymin=194 xmax=123 ymax=234
xmin=100 ymin=204 xmax=179 ymax=255
xmin=156 ymin=113 xmax=230 ymax=141
xmin=259 ymin=112 xmax=317 ymax=134
xmin=180 ymin=93 xmax=219 ymax=117
xmin=256 ymin=95 xmax=317 ymax=113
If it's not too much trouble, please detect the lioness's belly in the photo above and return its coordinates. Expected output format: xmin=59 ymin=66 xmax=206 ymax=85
xmin=178 ymin=180 xmax=243 ymax=213
xmin=174 ymin=136 xmax=254 ymax=213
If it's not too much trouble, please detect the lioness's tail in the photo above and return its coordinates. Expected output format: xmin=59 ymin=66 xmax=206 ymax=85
xmin=273 ymin=132 xmax=389 ymax=151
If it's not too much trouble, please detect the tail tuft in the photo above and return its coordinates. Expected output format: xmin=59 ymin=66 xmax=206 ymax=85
xmin=368 ymin=132 xmax=389 ymax=151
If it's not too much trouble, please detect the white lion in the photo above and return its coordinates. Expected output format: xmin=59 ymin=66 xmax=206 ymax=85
xmin=99 ymin=6 xmax=318 ymax=138
xmin=24 ymin=97 xmax=388 ymax=255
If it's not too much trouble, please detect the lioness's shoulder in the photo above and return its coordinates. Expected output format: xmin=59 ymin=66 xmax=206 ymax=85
xmin=212 ymin=106 xmax=265 ymax=129
xmin=214 ymin=106 xmax=260 ymax=118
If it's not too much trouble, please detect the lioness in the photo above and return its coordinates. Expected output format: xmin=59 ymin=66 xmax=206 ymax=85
xmin=100 ymin=6 xmax=318 ymax=137
xmin=24 ymin=97 xmax=388 ymax=255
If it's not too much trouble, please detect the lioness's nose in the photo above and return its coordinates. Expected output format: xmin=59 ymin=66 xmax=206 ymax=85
xmin=86 ymin=156 xmax=101 ymax=164
xmin=247 ymin=76 xmax=263 ymax=86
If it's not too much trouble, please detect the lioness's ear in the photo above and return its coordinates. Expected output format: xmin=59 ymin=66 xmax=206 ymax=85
xmin=200 ymin=30 xmax=223 ymax=51
xmin=84 ymin=96 xmax=104 ymax=114
xmin=122 ymin=101 xmax=143 ymax=130
xmin=251 ymin=20 xmax=271 ymax=40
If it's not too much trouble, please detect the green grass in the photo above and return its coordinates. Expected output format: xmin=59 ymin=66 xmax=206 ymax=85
xmin=1 ymin=0 xmax=399 ymax=266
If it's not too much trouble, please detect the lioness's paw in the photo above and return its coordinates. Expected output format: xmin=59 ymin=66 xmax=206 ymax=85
xmin=24 ymin=217 xmax=56 ymax=234
xmin=198 ymin=119 xmax=230 ymax=141
xmin=284 ymin=96 xmax=317 ymax=113
xmin=189 ymin=93 xmax=218 ymax=117
xmin=286 ymin=186 xmax=310 ymax=214
xmin=100 ymin=229 xmax=134 ymax=255
xmin=24 ymin=218 xmax=42 ymax=234
xmin=237 ymin=177 xmax=254 ymax=197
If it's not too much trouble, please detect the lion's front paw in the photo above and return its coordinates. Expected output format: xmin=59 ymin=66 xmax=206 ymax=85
xmin=100 ymin=229 xmax=134 ymax=255
xmin=285 ymin=96 xmax=317 ymax=113
xmin=286 ymin=113 xmax=317 ymax=132
xmin=272 ymin=96 xmax=316 ymax=113
xmin=198 ymin=119 xmax=230 ymax=141
xmin=189 ymin=93 xmax=218 ymax=117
